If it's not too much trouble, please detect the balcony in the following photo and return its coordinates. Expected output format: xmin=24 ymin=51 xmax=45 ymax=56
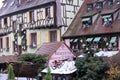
xmin=0 ymin=27 xmax=12 ymax=35
xmin=25 ymin=18 xmax=55 ymax=29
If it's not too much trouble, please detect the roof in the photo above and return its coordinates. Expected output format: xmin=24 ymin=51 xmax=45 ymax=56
xmin=36 ymin=41 xmax=74 ymax=58
xmin=63 ymin=0 xmax=120 ymax=38
xmin=0 ymin=0 xmax=62 ymax=26
xmin=0 ymin=55 xmax=18 ymax=63
xmin=42 ymin=60 xmax=77 ymax=74
xmin=0 ymin=0 xmax=55 ymax=16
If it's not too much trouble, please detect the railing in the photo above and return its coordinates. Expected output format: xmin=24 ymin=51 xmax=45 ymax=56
xmin=25 ymin=18 xmax=54 ymax=29
xmin=0 ymin=18 xmax=55 ymax=35
xmin=0 ymin=27 xmax=12 ymax=35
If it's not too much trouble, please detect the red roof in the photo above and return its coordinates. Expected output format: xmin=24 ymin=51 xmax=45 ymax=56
xmin=63 ymin=0 xmax=120 ymax=38
xmin=36 ymin=41 xmax=75 ymax=58
xmin=0 ymin=55 xmax=18 ymax=63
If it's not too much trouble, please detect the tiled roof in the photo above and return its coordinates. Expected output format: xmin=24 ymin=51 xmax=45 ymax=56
xmin=0 ymin=55 xmax=18 ymax=63
xmin=63 ymin=0 xmax=120 ymax=38
xmin=36 ymin=41 xmax=75 ymax=58
xmin=36 ymin=42 xmax=62 ymax=56
xmin=0 ymin=0 xmax=55 ymax=16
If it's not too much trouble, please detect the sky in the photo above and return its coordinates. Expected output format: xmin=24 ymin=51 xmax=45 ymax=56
xmin=0 ymin=0 xmax=3 ymax=8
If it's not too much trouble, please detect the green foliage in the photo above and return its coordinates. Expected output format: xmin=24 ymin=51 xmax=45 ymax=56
xmin=75 ymin=47 xmax=108 ymax=80
xmin=106 ymin=60 xmax=120 ymax=80
xmin=18 ymin=53 xmax=36 ymax=62
xmin=18 ymin=53 xmax=46 ymax=72
xmin=8 ymin=64 xmax=15 ymax=80
xmin=45 ymin=67 xmax=52 ymax=80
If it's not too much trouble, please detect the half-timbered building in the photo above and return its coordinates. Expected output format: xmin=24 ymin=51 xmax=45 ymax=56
xmin=0 ymin=0 xmax=83 ymax=56
xmin=63 ymin=0 xmax=120 ymax=53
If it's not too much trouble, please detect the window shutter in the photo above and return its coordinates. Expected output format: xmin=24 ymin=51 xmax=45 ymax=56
xmin=37 ymin=32 xmax=40 ymax=45
xmin=34 ymin=10 xmax=38 ymax=21
xmin=50 ymin=6 xmax=54 ymax=18
xmin=27 ymin=32 xmax=30 ymax=46
xmin=7 ymin=17 xmax=10 ymax=27
xmin=1 ymin=18 xmax=4 ymax=28
xmin=27 ymin=12 xmax=30 ymax=23
xmin=42 ymin=8 xmax=46 ymax=19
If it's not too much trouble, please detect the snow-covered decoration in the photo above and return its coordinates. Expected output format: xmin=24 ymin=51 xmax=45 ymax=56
xmin=42 ymin=61 xmax=77 ymax=74
xmin=94 ymin=51 xmax=119 ymax=57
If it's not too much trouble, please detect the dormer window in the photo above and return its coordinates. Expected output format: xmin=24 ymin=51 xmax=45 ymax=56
xmin=2 ymin=2 xmax=7 ymax=7
xmin=17 ymin=0 xmax=25 ymax=6
xmin=102 ymin=14 xmax=113 ymax=26
xmin=87 ymin=3 xmax=93 ymax=12
xmin=108 ymin=0 xmax=113 ymax=7
xmin=96 ymin=1 xmax=103 ymax=10
xmin=67 ymin=0 xmax=73 ymax=4
xmin=116 ymin=0 xmax=120 ymax=4
xmin=26 ymin=0 xmax=32 ymax=3
xmin=82 ymin=17 xmax=92 ymax=28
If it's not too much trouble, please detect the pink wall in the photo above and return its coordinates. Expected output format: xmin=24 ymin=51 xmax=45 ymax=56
xmin=119 ymin=37 xmax=120 ymax=50
xmin=49 ymin=44 xmax=74 ymax=66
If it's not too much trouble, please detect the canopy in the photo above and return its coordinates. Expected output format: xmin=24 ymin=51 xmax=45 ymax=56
xmin=93 ymin=37 xmax=101 ymax=42
xmin=42 ymin=61 xmax=77 ymax=74
xmin=110 ymin=37 xmax=116 ymax=43
xmin=86 ymin=38 xmax=93 ymax=42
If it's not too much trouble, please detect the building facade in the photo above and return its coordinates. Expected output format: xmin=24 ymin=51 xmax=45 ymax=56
xmin=0 ymin=0 xmax=83 ymax=56
xmin=63 ymin=0 xmax=120 ymax=53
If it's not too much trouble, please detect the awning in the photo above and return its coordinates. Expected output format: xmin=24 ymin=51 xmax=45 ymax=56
xmin=93 ymin=37 xmax=101 ymax=42
xmin=102 ymin=15 xmax=111 ymax=19
xmin=82 ymin=17 xmax=90 ymax=22
xmin=86 ymin=38 xmax=93 ymax=42
xmin=73 ymin=39 xmax=78 ymax=42
xmin=110 ymin=37 xmax=116 ymax=43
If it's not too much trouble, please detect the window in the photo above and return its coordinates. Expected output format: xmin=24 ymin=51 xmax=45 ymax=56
xmin=30 ymin=33 xmax=37 ymax=48
xmin=6 ymin=37 xmax=9 ymax=51
xmin=13 ymin=21 xmax=17 ymax=32
xmin=96 ymin=1 xmax=103 ymax=10
xmin=87 ymin=3 xmax=93 ymax=12
xmin=2 ymin=2 xmax=7 ymax=7
xmin=26 ymin=0 xmax=32 ymax=2
xmin=0 ymin=38 xmax=3 ymax=52
xmin=82 ymin=17 xmax=92 ymax=27
xmin=45 ymin=7 xmax=51 ymax=18
xmin=108 ymin=0 xmax=113 ymax=7
xmin=102 ymin=14 xmax=113 ymax=26
xmin=37 ymin=9 xmax=43 ymax=20
xmin=116 ymin=0 xmax=120 ymax=4
xmin=30 ymin=11 xmax=34 ymax=22
xmin=67 ymin=0 xmax=73 ymax=4
xmin=49 ymin=31 xmax=57 ymax=42
xmin=4 ymin=18 xmax=8 ymax=28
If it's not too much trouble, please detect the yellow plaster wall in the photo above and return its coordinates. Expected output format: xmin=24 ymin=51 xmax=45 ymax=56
xmin=45 ymin=31 xmax=49 ymax=42
xmin=26 ymin=32 xmax=30 ymax=46
xmin=37 ymin=32 xmax=40 ymax=45
xmin=57 ymin=30 xmax=60 ymax=41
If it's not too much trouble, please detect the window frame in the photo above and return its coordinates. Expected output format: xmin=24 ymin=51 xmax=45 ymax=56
xmin=49 ymin=30 xmax=57 ymax=42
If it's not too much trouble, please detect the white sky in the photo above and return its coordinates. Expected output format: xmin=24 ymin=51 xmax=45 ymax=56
xmin=0 ymin=0 xmax=4 ymax=8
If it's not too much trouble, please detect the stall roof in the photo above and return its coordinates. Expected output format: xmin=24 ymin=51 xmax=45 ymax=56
xmin=0 ymin=55 xmax=18 ymax=63
xmin=42 ymin=61 xmax=77 ymax=74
